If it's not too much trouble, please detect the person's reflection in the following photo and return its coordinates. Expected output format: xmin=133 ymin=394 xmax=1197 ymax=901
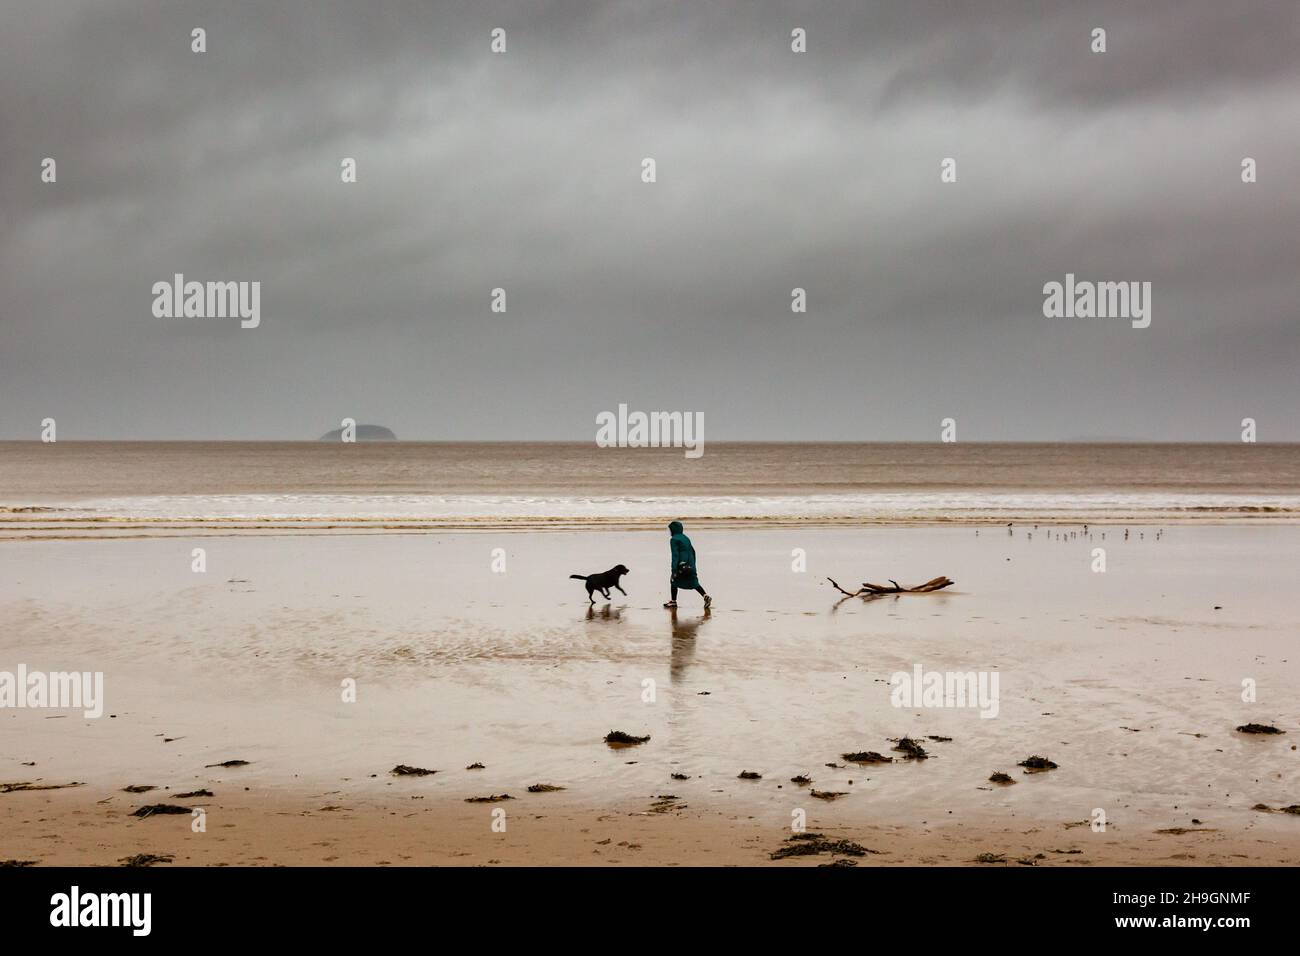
xmin=668 ymin=606 xmax=709 ymax=683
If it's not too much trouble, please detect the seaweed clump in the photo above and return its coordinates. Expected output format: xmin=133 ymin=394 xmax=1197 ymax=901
xmin=811 ymin=789 xmax=849 ymax=801
xmin=604 ymin=731 xmax=651 ymax=746
xmin=1236 ymin=723 xmax=1284 ymax=735
xmin=770 ymin=833 xmax=872 ymax=861
xmin=842 ymin=751 xmax=893 ymax=764
xmin=891 ymin=738 xmax=930 ymax=760
xmin=1017 ymin=755 xmax=1058 ymax=772
xmin=131 ymin=804 xmax=191 ymax=818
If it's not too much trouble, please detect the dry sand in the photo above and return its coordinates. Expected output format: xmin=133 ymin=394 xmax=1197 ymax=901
xmin=7 ymin=785 xmax=1298 ymax=867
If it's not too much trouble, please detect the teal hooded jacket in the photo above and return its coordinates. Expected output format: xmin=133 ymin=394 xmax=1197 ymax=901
xmin=668 ymin=521 xmax=700 ymax=589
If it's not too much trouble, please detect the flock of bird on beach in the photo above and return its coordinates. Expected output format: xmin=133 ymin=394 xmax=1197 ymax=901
xmin=978 ymin=524 xmax=1165 ymax=542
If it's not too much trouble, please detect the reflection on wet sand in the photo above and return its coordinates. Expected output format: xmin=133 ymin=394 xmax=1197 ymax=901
xmin=669 ymin=606 xmax=709 ymax=682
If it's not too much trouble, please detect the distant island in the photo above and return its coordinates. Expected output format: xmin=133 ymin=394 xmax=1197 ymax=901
xmin=318 ymin=424 xmax=397 ymax=442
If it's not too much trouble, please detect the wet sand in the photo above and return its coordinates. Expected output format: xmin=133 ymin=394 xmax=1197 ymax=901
xmin=2 ymin=526 xmax=1298 ymax=865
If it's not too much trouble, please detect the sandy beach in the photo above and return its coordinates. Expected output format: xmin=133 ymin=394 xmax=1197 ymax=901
xmin=3 ymin=523 xmax=1297 ymax=866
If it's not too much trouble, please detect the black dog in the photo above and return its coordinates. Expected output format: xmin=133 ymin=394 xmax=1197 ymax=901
xmin=570 ymin=565 xmax=629 ymax=603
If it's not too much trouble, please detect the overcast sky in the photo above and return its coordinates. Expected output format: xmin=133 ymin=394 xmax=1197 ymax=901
xmin=2 ymin=0 xmax=1297 ymax=441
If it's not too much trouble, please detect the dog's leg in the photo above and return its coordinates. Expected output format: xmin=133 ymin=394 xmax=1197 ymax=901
xmin=601 ymin=588 xmax=611 ymax=601
xmin=615 ymin=584 xmax=627 ymax=596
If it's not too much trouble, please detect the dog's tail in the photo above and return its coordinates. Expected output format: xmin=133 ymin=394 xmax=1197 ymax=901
xmin=569 ymin=574 xmax=587 ymax=580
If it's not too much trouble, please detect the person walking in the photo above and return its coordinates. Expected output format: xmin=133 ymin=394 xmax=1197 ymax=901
xmin=663 ymin=520 xmax=711 ymax=609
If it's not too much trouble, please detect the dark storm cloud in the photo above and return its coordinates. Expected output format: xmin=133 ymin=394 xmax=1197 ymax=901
xmin=1 ymin=0 xmax=1297 ymax=440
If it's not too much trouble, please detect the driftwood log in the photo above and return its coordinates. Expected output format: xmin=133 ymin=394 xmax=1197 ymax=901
xmin=826 ymin=576 xmax=955 ymax=598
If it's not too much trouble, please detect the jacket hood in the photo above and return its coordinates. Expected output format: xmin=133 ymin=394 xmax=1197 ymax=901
xmin=668 ymin=521 xmax=684 ymax=535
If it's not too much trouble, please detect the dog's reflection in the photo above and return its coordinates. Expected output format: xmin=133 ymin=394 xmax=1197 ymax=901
xmin=585 ymin=603 xmax=625 ymax=622
xmin=668 ymin=606 xmax=709 ymax=683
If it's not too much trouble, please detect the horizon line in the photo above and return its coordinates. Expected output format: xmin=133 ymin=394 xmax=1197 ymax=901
xmin=1 ymin=438 xmax=1294 ymax=446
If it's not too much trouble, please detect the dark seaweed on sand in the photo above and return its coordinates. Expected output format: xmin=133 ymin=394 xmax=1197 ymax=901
xmin=0 ymin=781 xmax=83 ymax=793
xmin=605 ymin=730 xmax=651 ymax=745
xmin=527 ymin=783 xmax=565 ymax=793
xmin=1017 ymin=755 xmax=1058 ymax=770
xmin=647 ymin=795 xmax=685 ymax=814
xmin=670 ymin=772 xmax=690 ymax=780
xmin=974 ymin=852 xmax=1007 ymax=864
xmin=204 ymin=760 xmax=250 ymax=768
xmin=770 ymin=833 xmax=871 ymax=860
xmin=738 ymin=771 xmax=762 ymax=779
xmin=811 ymin=789 xmax=848 ymax=801
xmin=465 ymin=793 xmax=513 ymax=803
xmin=1236 ymin=723 xmax=1284 ymax=735
xmin=842 ymin=751 xmax=893 ymax=764
xmin=466 ymin=762 xmax=485 ymax=770
xmin=131 ymin=804 xmax=192 ymax=818
xmin=0 ymin=860 xmax=38 ymax=867
xmin=790 ymin=774 xmax=813 ymax=785
xmin=121 ymin=785 xmax=156 ymax=794
xmin=119 ymin=853 xmax=173 ymax=867
xmin=173 ymin=789 xmax=214 ymax=798
xmin=891 ymin=737 xmax=930 ymax=760
xmin=391 ymin=764 xmax=438 ymax=776
xmin=988 ymin=772 xmax=1015 ymax=784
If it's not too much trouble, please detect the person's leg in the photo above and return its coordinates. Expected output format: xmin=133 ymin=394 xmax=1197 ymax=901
xmin=696 ymin=585 xmax=711 ymax=608
xmin=664 ymin=582 xmax=679 ymax=608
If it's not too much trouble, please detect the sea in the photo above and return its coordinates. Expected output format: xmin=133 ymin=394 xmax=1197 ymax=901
xmin=2 ymin=441 xmax=1298 ymax=531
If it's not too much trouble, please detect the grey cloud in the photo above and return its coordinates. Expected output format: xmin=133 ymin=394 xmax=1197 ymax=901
xmin=1 ymin=0 xmax=1297 ymax=440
